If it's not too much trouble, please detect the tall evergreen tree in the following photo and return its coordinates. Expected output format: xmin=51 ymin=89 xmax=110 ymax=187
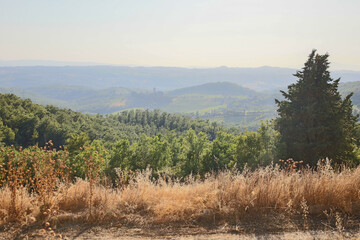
xmin=275 ymin=50 xmax=358 ymax=165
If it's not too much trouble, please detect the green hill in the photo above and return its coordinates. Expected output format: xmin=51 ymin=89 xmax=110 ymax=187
xmin=0 ymin=82 xmax=282 ymax=129
xmin=339 ymin=81 xmax=360 ymax=105
xmin=168 ymin=82 xmax=258 ymax=97
xmin=0 ymin=85 xmax=171 ymax=114
xmin=0 ymin=93 xmax=230 ymax=148
xmin=0 ymin=65 xmax=359 ymax=129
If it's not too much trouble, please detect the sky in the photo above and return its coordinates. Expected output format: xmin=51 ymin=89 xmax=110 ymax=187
xmin=0 ymin=0 xmax=359 ymax=70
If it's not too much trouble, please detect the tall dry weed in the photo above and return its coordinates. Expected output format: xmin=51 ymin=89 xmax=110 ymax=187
xmin=0 ymin=159 xmax=359 ymax=233
xmin=0 ymin=146 xmax=31 ymax=221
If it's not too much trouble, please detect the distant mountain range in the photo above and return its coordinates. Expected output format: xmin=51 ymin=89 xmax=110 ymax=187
xmin=0 ymin=60 xmax=108 ymax=67
xmin=0 ymin=82 xmax=278 ymax=128
xmin=1 ymin=65 xmax=359 ymax=91
xmin=0 ymin=64 xmax=359 ymax=129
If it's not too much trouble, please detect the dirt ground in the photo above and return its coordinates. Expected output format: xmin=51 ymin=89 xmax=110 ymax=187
xmin=1 ymin=224 xmax=360 ymax=240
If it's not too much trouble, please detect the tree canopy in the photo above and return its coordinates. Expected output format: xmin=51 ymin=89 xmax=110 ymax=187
xmin=275 ymin=50 xmax=358 ymax=165
xmin=0 ymin=93 xmax=236 ymax=148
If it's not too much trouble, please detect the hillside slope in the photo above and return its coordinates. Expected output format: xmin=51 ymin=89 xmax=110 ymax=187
xmin=2 ymin=80 xmax=359 ymax=130
xmin=0 ymin=82 xmax=278 ymax=129
xmin=1 ymin=65 xmax=359 ymax=91
xmin=339 ymin=81 xmax=360 ymax=109
xmin=168 ymin=82 xmax=258 ymax=97
xmin=0 ymin=93 xmax=228 ymax=147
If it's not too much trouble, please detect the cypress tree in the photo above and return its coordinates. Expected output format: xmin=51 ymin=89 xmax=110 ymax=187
xmin=275 ymin=50 xmax=358 ymax=165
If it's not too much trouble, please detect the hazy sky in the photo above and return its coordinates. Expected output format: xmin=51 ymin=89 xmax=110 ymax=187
xmin=1 ymin=0 xmax=359 ymax=70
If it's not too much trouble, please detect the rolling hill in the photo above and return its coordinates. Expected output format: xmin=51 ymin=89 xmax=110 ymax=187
xmin=0 ymin=93 xmax=229 ymax=147
xmin=1 ymin=65 xmax=359 ymax=92
xmin=168 ymin=82 xmax=258 ymax=97
xmin=3 ymin=80 xmax=360 ymax=129
xmin=0 ymin=82 xmax=280 ymax=129
xmin=0 ymin=63 xmax=359 ymax=129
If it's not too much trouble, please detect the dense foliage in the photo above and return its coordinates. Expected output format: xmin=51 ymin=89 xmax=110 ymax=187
xmin=0 ymin=93 xmax=235 ymax=148
xmin=0 ymin=93 xmax=280 ymax=180
xmin=0 ymin=125 xmax=278 ymax=183
xmin=275 ymin=50 xmax=358 ymax=165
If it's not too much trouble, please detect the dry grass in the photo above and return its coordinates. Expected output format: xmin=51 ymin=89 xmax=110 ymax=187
xmin=0 ymin=159 xmax=359 ymax=238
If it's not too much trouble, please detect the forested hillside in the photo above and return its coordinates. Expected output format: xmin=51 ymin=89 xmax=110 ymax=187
xmin=0 ymin=93 xmax=232 ymax=148
xmin=0 ymin=82 xmax=279 ymax=129
xmin=2 ymin=79 xmax=360 ymax=132
xmin=0 ymin=82 xmax=273 ymax=113
xmin=0 ymin=92 xmax=280 ymax=180
xmin=339 ymin=81 xmax=360 ymax=113
xmin=168 ymin=82 xmax=258 ymax=97
xmin=3 ymin=80 xmax=360 ymax=130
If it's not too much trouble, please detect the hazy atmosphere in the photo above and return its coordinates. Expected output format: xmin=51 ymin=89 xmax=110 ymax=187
xmin=1 ymin=0 xmax=360 ymax=70
xmin=1 ymin=1 xmax=360 ymax=239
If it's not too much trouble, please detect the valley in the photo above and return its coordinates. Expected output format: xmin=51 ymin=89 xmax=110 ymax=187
xmin=1 ymin=70 xmax=359 ymax=129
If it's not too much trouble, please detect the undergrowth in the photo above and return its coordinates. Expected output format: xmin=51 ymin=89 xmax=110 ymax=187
xmin=0 ymin=145 xmax=359 ymax=237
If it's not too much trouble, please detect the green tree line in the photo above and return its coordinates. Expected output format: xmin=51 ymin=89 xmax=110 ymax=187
xmin=0 ymin=93 xmax=239 ymax=148
xmin=0 ymin=123 xmax=278 ymax=184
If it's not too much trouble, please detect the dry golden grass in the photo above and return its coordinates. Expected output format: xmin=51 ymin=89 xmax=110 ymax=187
xmin=0 ymin=160 xmax=359 ymax=238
